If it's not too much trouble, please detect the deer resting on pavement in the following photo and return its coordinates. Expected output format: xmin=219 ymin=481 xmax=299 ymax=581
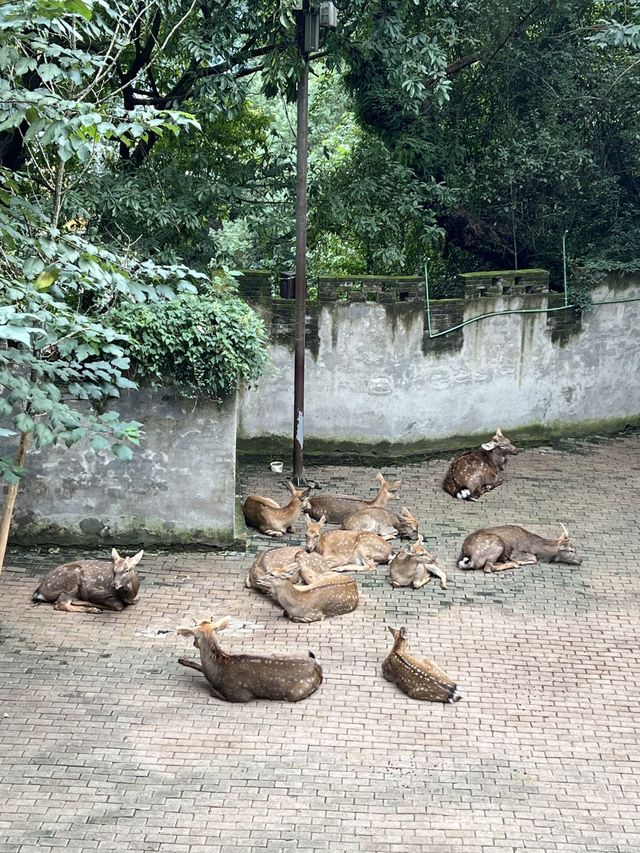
xmin=305 ymin=514 xmax=393 ymax=571
xmin=243 ymin=481 xmax=310 ymax=536
xmin=32 ymin=548 xmax=142 ymax=613
xmin=458 ymin=524 xmax=582 ymax=573
xmin=178 ymin=617 xmax=322 ymax=702
xmin=382 ymin=626 xmax=461 ymax=703
xmin=257 ymin=567 xmax=359 ymax=623
xmin=443 ymin=428 xmax=519 ymax=501
xmin=245 ymin=546 xmax=331 ymax=590
xmin=306 ymin=472 xmax=402 ymax=525
xmin=388 ymin=537 xmax=447 ymax=589
xmin=342 ymin=505 xmax=419 ymax=541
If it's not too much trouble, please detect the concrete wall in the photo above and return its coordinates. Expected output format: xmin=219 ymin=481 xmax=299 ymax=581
xmin=237 ymin=274 xmax=640 ymax=451
xmin=3 ymin=389 xmax=239 ymax=547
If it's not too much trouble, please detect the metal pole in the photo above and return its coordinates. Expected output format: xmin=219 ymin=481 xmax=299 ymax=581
xmin=292 ymin=15 xmax=309 ymax=486
xmin=424 ymin=258 xmax=432 ymax=339
xmin=562 ymin=229 xmax=569 ymax=307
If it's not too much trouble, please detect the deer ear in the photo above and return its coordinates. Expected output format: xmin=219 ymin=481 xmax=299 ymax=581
xmin=496 ymin=427 xmax=504 ymax=437
xmin=481 ymin=442 xmax=495 ymax=451
xmin=177 ymin=627 xmax=195 ymax=637
xmin=111 ymin=547 xmax=121 ymax=561
xmin=127 ymin=550 xmax=144 ymax=568
xmin=319 ymin=514 xmax=327 ymax=525
xmin=399 ymin=627 xmax=408 ymax=639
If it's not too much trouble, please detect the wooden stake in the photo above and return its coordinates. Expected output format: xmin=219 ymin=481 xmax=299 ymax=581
xmin=0 ymin=431 xmax=30 ymax=574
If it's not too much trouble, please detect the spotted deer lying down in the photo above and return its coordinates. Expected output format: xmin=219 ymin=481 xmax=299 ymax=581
xmin=443 ymin=428 xmax=519 ymax=501
xmin=32 ymin=548 xmax=142 ymax=613
xmin=388 ymin=537 xmax=447 ymax=589
xmin=257 ymin=566 xmax=359 ymax=623
xmin=305 ymin=514 xmax=393 ymax=571
xmin=458 ymin=524 xmax=582 ymax=573
xmin=382 ymin=626 xmax=461 ymax=703
xmin=242 ymin=481 xmax=310 ymax=536
xmin=342 ymin=506 xmax=419 ymax=541
xmin=245 ymin=547 xmax=330 ymax=590
xmin=178 ymin=617 xmax=322 ymax=702
xmin=306 ymin=472 xmax=402 ymax=525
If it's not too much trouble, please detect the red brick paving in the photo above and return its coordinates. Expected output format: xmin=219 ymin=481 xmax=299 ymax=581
xmin=1 ymin=434 xmax=639 ymax=852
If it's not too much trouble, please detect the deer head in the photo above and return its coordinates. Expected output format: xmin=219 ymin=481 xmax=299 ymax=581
xmin=397 ymin=507 xmax=419 ymax=539
xmin=554 ymin=524 xmax=582 ymax=565
xmin=481 ymin=428 xmax=519 ymax=455
xmin=177 ymin=616 xmax=231 ymax=646
xmin=111 ymin=548 xmax=143 ymax=591
xmin=305 ymin=514 xmax=326 ymax=552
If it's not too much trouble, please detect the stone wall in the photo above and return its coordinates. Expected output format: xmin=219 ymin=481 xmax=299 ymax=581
xmin=237 ymin=272 xmax=640 ymax=453
xmin=3 ymin=389 xmax=239 ymax=547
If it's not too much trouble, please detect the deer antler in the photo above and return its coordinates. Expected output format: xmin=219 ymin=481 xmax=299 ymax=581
xmin=559 ymin=522 xmax=570 ymax=541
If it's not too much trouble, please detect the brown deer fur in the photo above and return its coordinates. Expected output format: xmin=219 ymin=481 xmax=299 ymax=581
xmin=257 ymin=567 xmax=359 ymax=623
xmin=443 ymin=428 xmax=519 ymax=501
xmin=178 ymin=618 xmax=322 ymax=702
xmin=32 ymin=548 xmax=142 ymax=613
xmin=342 ymin=506 xmax=419 ymax=541
xmin=243 ymin=481 xmax=310 ymax=536
xmin=306 ymin=472 xmax=402 ymax=525
xmin=305 ymin=515 xmax=393 ymax=570
xmin=458 ymin=524 xmax=582 ymax=573
xmin=382 ymin=627 xmax=461 ymax=703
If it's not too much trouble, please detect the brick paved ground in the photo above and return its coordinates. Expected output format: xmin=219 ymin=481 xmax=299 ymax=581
xmin=1 ymin=433 xmax=640 ymax=853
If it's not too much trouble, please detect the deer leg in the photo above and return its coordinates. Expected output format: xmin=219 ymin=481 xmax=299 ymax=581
xmin=510 ymin=552 xmax=539 ymax=567
xmin=412 ymin=574 xmax=431 ymax=589
xmin=178 ymin=657 xmax=204 ymax=673
xmin=484 ymin=560 xmax=520 ymax=573
xmin=53 ymin=595 xmax=102 ymax=614
xmin=263 ymin=529 xmax=284 ymax=537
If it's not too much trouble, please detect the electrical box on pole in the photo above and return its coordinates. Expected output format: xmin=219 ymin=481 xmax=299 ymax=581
xmin=319 ymin=2 xmax=338 ymax=28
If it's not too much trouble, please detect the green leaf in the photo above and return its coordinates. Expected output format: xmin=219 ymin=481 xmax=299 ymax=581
xmin=15 ymin=412 xmax=35 ymax=433
xmin=34 ymin=267 xmax=59 ymax=290
xmin=111 ymin=443 xmax=134 ymax=461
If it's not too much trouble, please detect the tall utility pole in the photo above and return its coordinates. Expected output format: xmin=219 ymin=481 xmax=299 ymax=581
xmin=290 ymin=2 xmax=336 ymax=486
xmin=291 ymin=6 xmax=310 ymax=486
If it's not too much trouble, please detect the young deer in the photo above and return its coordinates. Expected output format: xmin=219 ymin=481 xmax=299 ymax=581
xmin=306 ymin=472 xmax=402 ymax=525
xmin=382 ymin=626 xmax=461 ymax=703
xmin=342 ymin=506 xmax=419 ymax=541
xmin=443 ymin=428 xmax=519 ymax=501
xmin=32 ymin=548 xmax=143 ymax=613
xmin=388 ymin=537 xmax=447 ymax=589
xmin=305 ymin=514 xmax=393 ymax=570
xmin=178 ymin=617 xmax=322 ymax=702
xmin=458 ymin=524 xmax=582 ymax=573
xmin=257 ymin=567 xmax=359 ymax=623
xmin=245 ymin=546 xmax=330 ymax=590
xmin=243 ymin=481 xmax=310 ymax=536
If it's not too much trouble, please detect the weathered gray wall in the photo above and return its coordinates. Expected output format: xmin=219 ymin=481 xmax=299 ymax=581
xmin=3 ymin=389 xmax=239 ymax=547
xmin=238 ymin=274 xmax=640 ymax=449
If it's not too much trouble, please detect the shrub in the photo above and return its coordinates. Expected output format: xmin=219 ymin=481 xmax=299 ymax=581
xmin=111 ymin=293 xmax=268 ymax=401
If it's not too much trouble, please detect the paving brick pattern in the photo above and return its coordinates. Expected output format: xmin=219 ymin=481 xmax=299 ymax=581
xmin=1 ymin=434 xmax=640 ymax=853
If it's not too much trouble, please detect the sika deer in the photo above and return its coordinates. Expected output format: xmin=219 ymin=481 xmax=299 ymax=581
xmin=257 ymin=567 xmax=359 ymax=623
xmin=458 ymin=524 xmax=582 ymax=573
xmin=32 ymin=548 xmax=143 ymax=613
xmin=243 ymin=481 xmax=310 ymax=536
xmin=443 ymin=428 xmax=519 ymax=501
xmin=382 ymin=626 xmax=461 ymax=703
xmin=342 ymin=506 xmax=419 ymax=541
xmin=305 ymin=514 xmax=393 ymax=570
xmin=177 ymin=617 xmax=322 ymax=702
xmin=388 ymin=537 xmax=447 ymax=589
xmin=245 ymin=546 xmax=330 ymax=590
xmin=306 ymin=472 xmax=402 ymax=525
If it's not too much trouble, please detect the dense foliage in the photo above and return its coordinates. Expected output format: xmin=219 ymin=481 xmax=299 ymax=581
xmin=0 ymin=0 xmax=270 ymax=490
xmin=111 ymin=286 xmax=269 ymax=400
